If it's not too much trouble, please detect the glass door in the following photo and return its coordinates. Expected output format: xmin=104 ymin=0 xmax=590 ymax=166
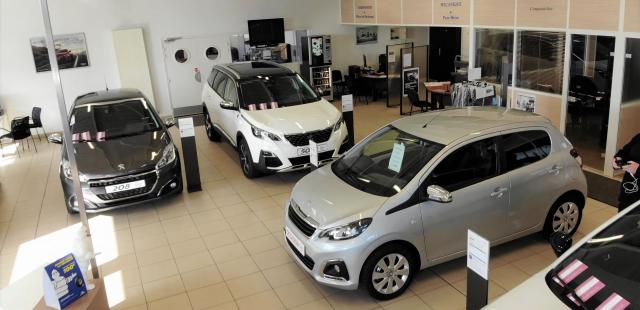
xmin=616 ymin=38 xmax=640 ymax=167
xmin=565 ymin=35 xmax=616 ymax=171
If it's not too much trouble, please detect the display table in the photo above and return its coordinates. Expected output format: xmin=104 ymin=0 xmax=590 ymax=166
xmin=424 ymin=82 xmax=451 ymax=109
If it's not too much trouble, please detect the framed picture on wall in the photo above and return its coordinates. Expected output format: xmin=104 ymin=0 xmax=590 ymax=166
xmin=390 ymin=27 xmax=406 ymax=40
xmin=30 ymin=32 xmax=90 ymax=73
xmin=356 ymin=26 xmax=378 ymax=45
xmin=402 ymin=67 xmax=420 ymax=96
xmin=516 ymin=94 xmax=536 ymax=112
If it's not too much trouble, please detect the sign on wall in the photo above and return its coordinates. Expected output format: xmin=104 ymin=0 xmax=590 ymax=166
xmin=434 ymin=0 xmax=470 ymax=25
xmin=516 ymin=94 xmax=536 ymax=112
xmin=355 ymin=0 xmax=376 ymax=23
xmin=402 ymin=67 xmax=420 ymax=96
xmin=30 ymin=33 xmax=90 ymax=73
xmin=517 ymin=0 xmax=568 ymax=29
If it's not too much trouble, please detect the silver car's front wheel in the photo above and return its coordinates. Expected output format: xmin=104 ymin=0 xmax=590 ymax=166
xmin=372 ymin=254 xmax=411 ymax=295
xmin=552 ymin=202 xmax=580 ymax=234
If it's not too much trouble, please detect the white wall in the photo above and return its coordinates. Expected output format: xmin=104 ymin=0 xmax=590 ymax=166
xmin=0 ymin=0 xmax=428 ymax=132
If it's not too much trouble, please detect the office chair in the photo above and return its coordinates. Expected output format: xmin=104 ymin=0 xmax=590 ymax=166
xmin=29 ymin=107 xmax=47 ymax=142
xmin=0 ymin=116 xmax=38 ymax=157
xmin=407 ymin=89 xmax=431 ymax=115
xmin=332 ymin=70 xmax=348 ymax=96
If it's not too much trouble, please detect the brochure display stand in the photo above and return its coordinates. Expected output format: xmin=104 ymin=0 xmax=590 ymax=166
xmin=178 ymin=117 xmax=202 ymax=192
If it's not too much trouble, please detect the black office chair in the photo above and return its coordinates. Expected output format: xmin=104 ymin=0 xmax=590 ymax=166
xmin=29 ymin=107 xmax=47 ymax=142
xmin=332 ymin=70 xmax=348 ymax=96
xmin=347 ymin=66 xmax=369 ymax=105
xmin=407 ymin=89 xmax=431 ymax=115
xmin=0 ymin=116 xmax=38 ymax=157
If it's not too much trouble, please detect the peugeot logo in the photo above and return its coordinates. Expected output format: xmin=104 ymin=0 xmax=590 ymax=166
xmin=117 ymin=164 xmax=126 ymax=170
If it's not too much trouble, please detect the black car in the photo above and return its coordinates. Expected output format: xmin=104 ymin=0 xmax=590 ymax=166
xmin=50 ymin=88 xmax=182 ymax=213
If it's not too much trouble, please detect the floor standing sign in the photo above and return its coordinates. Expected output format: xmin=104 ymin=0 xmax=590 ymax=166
xmin=178 ymin=117 xmax=201 ymax=192
xmin=467 ymin=229 xmax=490 ymax=310
xmin=341 ymin=94 xmax=355 ymax=151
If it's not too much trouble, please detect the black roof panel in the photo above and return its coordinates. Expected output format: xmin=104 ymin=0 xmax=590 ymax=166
xmin=74 ymin=88 xmax=147 ymax=107
xmin=218 ymin=61 xmax=294 ymax=80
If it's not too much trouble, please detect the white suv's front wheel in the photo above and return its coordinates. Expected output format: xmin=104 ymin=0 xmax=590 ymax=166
xmin=238 ymin=138 xmax=260 ymax=179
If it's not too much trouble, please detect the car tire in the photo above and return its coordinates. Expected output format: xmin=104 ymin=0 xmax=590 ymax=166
xmin=543 ymin=196 xmax=583 ymax=239
xmin=238 ymin=138 xmax=260 ymax=179
xmin=361 ymin=244 xmax=416 ymax=301
xmin=204 ymin=108 xmax=221 ymax=142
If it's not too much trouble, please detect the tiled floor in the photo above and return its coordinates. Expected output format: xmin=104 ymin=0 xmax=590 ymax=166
xmin=0 ymin=100 xmax=619 ymax=309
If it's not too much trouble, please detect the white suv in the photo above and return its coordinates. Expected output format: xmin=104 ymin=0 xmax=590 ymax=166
xmin=202 ymin=61 xmax=349 ymax=178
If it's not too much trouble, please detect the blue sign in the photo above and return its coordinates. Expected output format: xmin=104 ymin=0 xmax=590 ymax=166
xmin=44 ymin=253 xmax=87 ymax=309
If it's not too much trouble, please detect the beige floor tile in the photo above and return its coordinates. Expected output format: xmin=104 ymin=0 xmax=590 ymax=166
xmin=251 ymin=247 xmax=292 ymax=270
xmin=242 ymin=234 xmax=280 ymax=254
xmin=203 ymin=229 xmax=239 ymax=249
xmin=196 ymin=219 xmax=232 ymax=236
xmin=137 ymin=246 xmax=173 ymax=267
xmin=217 ymin=256 xmax=260 ymax=280
xmin=181 ymin=265 xmax=224 ymax=291
xmin=210 ymin=242 xmax=249 ymax=264
xmin=178 ymin=251 xmax=215 ymax=273
xmin=451 ymin=279 xmax=506 ymax=300
xmin=431 ymin=258 xmax=467 ymax=284
xmin=225 ymin=212 xmax=261 ymax=229
xmin=166 ymin=227 xmax=201 ymax=245
xmin=226 ymin=272 xmax=272 ymax=299
xmin=133 ymin=235 xmax=169 ymax=252
xmin=417 ymin=285 xmax=465 ymax=310
xmin=409 ymin=270 xmax=448 ymax=295
xmin=148 ymin=293 xmax=192 ymax=310
xmin=170 ymin=237 xmax=207 ymax=258
xmin=382 ymin=295 xmax=431 ymax=310
xmin=235 ymin=290 xmax=285 ymax=310
xmin=139 ymin=259 xmax=179 ymax=283
xmin=219 ymin=203 xmax=251 ymax=218
xmin=489 ymin=264 xmax=531 ymax=291
xmin=142 ymin=274 xmax=186 ymax=302
xmin=261 ymin=262 xmax=309 ymax=288
xmin=289 ymin=298 xmax=334 ymax=310
xmin=233 ymin=223 xmax=270 ymax=241
xmin=274 ymin=279 xmax=324 ymax=308
xmin=204 ymin=301 xmax=239 ymax=310
xmin=108 ymin=283 xmax=147 ymax=310
xmin=103 ymin=266 xmax=142 ymax=288
xmin=326 ymin=289 xmax=380 ymax=310
xmin=188 ymin=282 xmax=234 ymax=310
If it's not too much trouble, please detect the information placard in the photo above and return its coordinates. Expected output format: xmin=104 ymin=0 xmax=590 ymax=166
xmin=341 ymin=95 xmax=354 ymax=112
xmin=309 ymin=140 xmax=319 ymax=167
xmin=467 ymin=230 xmax=489 ymax=280
xmin=178 ymin=117 xmax=195 ymax=138
xmin=43 ymin=253 xmax=87 ymax=309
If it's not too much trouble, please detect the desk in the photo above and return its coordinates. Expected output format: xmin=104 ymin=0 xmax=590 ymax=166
xmin=424 ymin=82 xmax=451 ymax=109
xmin=362 ymin=73 xmax=387 ymax=101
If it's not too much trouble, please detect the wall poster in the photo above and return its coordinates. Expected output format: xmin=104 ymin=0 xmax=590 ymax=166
xmin=402 ymin=67 xmax=420 ymax=96
xmin=356 ymin=26 xmax=378 ymax=45
xmin=516 ymin=94 xmax=536 ymax=112
xmin=30 ymin=32 xmax=89 ymax=73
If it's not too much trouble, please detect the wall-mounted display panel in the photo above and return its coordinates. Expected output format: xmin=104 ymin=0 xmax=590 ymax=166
xmin=341 ymin=0 xmax=355 ymax=23
xmin=355 ymin=0 xmax=377 ymax=24
xmin=516 ymin=0 xmax=568 ymax=29
xmin=474 ymin=0 xmax=515 ymax=27
xmin=625 ymin=0 xmax=640 ymax=33
xmin=569 ymin=0 xmax=619 ymax=31
xmin=402 ymin=0 xmax=433 ymax=25
xmin=377 ymin=0 xmax=402 ymax=24
xmin=433 ymin=0 xmax=470 ymax=25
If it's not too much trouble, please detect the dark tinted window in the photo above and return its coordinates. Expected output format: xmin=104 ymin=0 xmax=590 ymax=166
xmin=207 ymin=70 xmax=217 ymax=88
xmin=502 ymin=130 xmax=551 ymax=172
xmin=430 ymin=138 xmax=498 ymax=192
xmin=212 ymin=71 xmax=226 ymax=95
xmin=239 ymin=74 xmax=319 ymax=109
xmin=215 ymin=75 xmax=228 ymax=97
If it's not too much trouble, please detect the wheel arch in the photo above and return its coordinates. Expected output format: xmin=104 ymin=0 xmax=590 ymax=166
xmin=359 ymin=239 xmax=422 ymax=283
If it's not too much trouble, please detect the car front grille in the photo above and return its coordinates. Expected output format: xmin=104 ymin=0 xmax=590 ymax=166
xmin=289 ymin=150 xmax=334 ymax=166
xmin=287 ymin=239 xmax=315 ymax=270
xmin=89 ymin=170 xmax=157 ymax=201
xmin=288 ymin=205 xmax=316 ymax=237
xmin=285 ymin=127 xmax=333 ymax=147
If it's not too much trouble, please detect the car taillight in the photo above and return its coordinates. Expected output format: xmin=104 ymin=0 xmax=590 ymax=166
xmin=570 ymin=148 xmax=583 ymax=168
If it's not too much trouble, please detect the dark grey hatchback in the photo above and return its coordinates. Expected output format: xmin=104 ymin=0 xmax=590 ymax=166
xmin=51 ymin=89 xmax=182 ymax=213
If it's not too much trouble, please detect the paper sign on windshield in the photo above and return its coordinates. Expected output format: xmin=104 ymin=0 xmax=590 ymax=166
xmin=388 ymin=143 xmax=405 ymax=173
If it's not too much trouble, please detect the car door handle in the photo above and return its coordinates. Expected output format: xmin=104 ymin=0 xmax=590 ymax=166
xmin=548 ymin=165 xmax=563 ymax=175
xmin=490 ymin=187 xmax=508 ymax=198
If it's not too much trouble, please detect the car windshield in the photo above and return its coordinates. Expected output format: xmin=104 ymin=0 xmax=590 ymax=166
xmin=70 ymin=99 xmax=161 ymax=142
xmin=332 ymin=126 xmax=444 ymax=197
xmin=239 ymin=74 xmax=319 ymax=110
xmin=545 ymin=204 xmax=640 ymax=309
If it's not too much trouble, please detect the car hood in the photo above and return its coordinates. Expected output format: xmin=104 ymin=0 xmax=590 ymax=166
xmin=484 ymin=269 xmax=565 ymax=309
xmin=290 ymin=165 xmax=387 ymax=227
xmin=241 ymin=100 xmax=340 ymax=134
xmin=65 ymin=130 xmax=171 ymax=178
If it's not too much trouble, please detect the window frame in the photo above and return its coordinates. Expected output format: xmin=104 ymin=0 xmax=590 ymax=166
xmin=207 ymin=69 xmax=218 ymax=89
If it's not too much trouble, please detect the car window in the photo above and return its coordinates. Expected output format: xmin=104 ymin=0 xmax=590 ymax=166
xmin=215 ymin=75 xmax=228 ymax=97
xmin=502 ymin=130 xmax=551 ymax=172
xmin=207 ymin=69 xmax=218 ymax=88
xmin=223 ymin=80 xmax=237 ymax=104
xmin=239 ymin=74 xmax=319 ymax=109
xmin=212 ymin=72 xmax=226 ymax=95
xmin=429 ymin=138 xmax=498 ymax=192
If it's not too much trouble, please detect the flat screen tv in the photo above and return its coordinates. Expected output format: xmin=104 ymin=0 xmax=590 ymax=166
xmin=248 ymin=18 xmax=285 ymax=47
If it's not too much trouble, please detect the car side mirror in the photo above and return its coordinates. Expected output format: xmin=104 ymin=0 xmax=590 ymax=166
xmin=426 ymin=185 xmax=452 ymax=203
xmin=48 ymin=133 xmax=63 ymax=144
xmin=550 ymin=232 xmax=573 ymax=257
xmin=220 ymin=101 xmax=236 ymax=110
xmin=164 ymin=117 xmax=176 ymax=128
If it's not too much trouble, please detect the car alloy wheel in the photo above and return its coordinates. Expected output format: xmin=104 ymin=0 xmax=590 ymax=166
xmin=239 ymin=143 xmax=250 ymax=174
xmin=552 ymin=202 xmax=580 ymax=234
xmin=371 ymin=253 xmax=411 ymax=295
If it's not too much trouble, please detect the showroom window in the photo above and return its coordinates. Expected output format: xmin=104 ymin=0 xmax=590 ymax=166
xmin=475 ymin=29 xmax=513 ymax=84
xmin=501 ymin=130 xmax=551 ymax=172
xmin=516 ymin=31 xmax=566 ymax=94
xmin=430 ymin=138 xmax=498 ymax=192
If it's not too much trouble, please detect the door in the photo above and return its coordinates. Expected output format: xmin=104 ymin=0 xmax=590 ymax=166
xmin=420 ymin=137 xmax=509 ymax=261
xmin=163 ymin=35 xmax=232 ymax=110
xmin=499 ymin=129 xmax=562 ymax=234
xmin=428 ymin=27 xmax=461 ymax=81
xmin=113 ymin=28 xmax=156 ymax=104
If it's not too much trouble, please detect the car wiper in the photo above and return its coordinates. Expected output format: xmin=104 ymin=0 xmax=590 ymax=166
xmin=106 ymin=130 xmax=150 ymax=140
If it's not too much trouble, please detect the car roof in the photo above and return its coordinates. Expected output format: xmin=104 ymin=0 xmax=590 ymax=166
xmin=74 ymin=88 xmax=146 ymax=107
xmin=392 ymin=107 xmax=551 ymax=145
xmin=216 ymin=61 xmax=294 ymax=80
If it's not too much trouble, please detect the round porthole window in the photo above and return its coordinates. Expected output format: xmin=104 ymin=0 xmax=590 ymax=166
xmin=205 ymin=47 xmax=219 ymax=60
xmin=174 ymin=49 xmax=189 ymax=63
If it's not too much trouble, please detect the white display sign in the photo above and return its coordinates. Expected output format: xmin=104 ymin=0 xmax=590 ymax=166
xmin=468 ymin=67 xmax=481 ymax=81
xmin=402 ymin=53 xmax=412 ymax=67
xmin=178 ymin=117 xmax=195 ymax=137
xmin=341 ymin=95 xmax=354 ymax=112
xmin=309 ymin=140 xmax=319 ymax=167
xmin=467 ymin=230 xmax=490 ymax=280
xmin=516 ymin=94 xmax=536 ymax=112
xmin=387 ymin=142 xmax=405 ymax=173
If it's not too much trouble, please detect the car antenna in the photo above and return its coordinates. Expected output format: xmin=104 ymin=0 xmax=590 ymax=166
xmin=104 ymin=77 xmax=109 ymax=91
xmin=422 ymin=112 xmax=440 ymax=128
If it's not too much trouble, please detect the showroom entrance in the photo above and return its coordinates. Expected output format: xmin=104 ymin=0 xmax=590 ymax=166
xmin=163 ymin=35 xmax=231 ymax=110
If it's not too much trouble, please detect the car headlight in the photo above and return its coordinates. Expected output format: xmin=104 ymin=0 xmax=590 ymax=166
xmin=61 ymin=159 xmax=87 ymax=182
xmin=156 ymin=144 xmax=176 ymax=169
xmin=333 ymin=116 xmax=344 ymax=132
xmin=251 ymin=125 xmax=281 ymax=141
xmin=319 ymin=218 xmax=372 ymax=240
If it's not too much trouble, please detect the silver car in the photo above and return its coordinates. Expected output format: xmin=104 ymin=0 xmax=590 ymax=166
xmin=283 ymin=107 xmax=588 ymax=300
